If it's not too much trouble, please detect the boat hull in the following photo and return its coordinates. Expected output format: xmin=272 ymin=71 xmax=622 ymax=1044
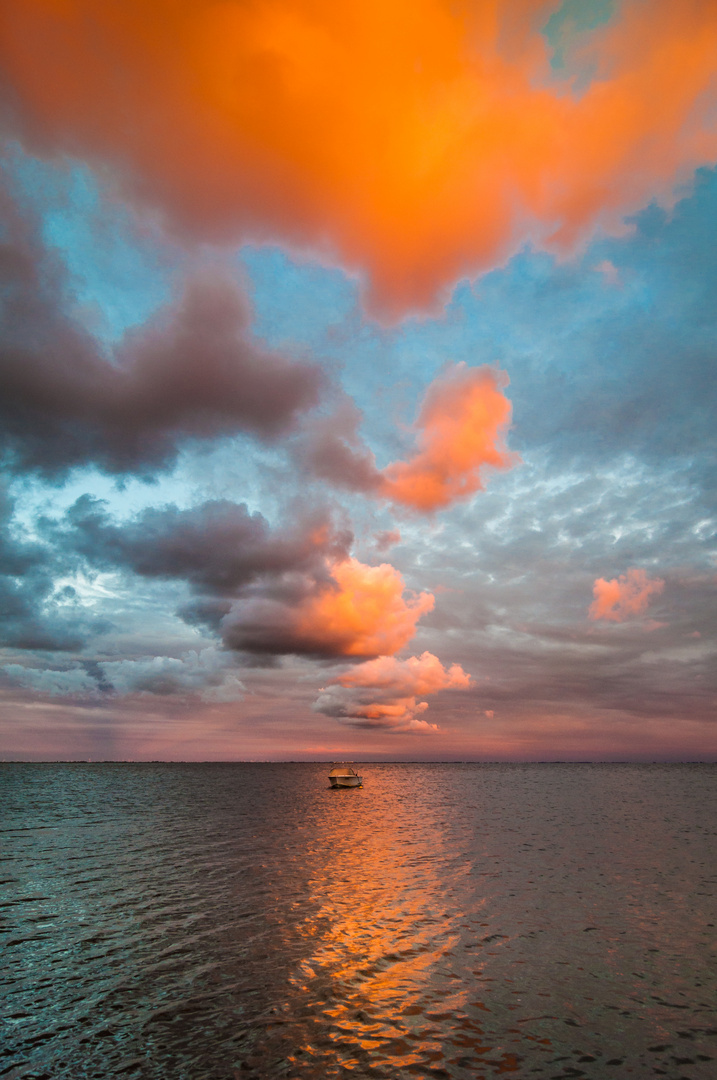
xmin=329 ymin=774 xmax=362 ymax=787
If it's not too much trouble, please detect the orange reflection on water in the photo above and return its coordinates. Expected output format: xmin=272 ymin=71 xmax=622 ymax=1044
xmin=283 ymin=770 xmax=483 ymax=1074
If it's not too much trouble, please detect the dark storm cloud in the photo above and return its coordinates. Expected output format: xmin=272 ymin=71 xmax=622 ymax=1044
xmin=59 ymin=495 xmax=364 ymax=658
xmin=58 ymin=494 xmax=377 ymax=660
xmin=59 ymin=495 xmax=430 ymax=664
xmin=215 ymin=598 xmax=344 ymax=660
xmin=0 ymin=188 xmax=324 ymax=478
xmin=64 ymin=496 xmax=352 ymax=595
xmin=218 ymin=598 xmax=321 ymax=657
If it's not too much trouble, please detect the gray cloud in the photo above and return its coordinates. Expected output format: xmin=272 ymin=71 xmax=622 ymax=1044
xmin=0 ymin=483 xmax=97 ymax=652
xmin=0 ymin=187 xmax=324 ymax=478
xmin=0 ymin=647 xmax=246 ymax=702
xmin=63 ymin=495 xmax=352 ymax=595
xmin=296 ymin=398 xmax=383 ymax=492
xmin=57 ymin=495 xmax=366 ymax=661
xmin=0 ymin=662 xmax=98 ymax=696
xmin=99 ymin=648 xmax=245 ymax=701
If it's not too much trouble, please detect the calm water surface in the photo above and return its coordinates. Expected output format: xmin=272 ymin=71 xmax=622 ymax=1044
xmin=1 ymin=763 xmax=716 ymax=1079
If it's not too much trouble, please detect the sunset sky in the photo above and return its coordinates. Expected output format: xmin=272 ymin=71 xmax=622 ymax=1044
xmin=1 ymin=0 xmax=715 ymax=760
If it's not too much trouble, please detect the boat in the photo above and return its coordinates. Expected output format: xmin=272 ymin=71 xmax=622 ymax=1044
xmin=328 ymin=763 xmax=363 ymax=788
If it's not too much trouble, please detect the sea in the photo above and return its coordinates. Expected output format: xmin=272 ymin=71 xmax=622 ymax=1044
xmin=1 ymin=762 xmax=715 ymax=1080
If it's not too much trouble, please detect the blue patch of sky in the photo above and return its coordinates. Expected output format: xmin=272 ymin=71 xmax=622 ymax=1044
xmin=542 ymin=0 xmax=614 ymax=70
xmin=238 ymin=245 xmax=483 ymax=458
xmin=12 ymin=429 xmax=291 ymax=540
xmin=4 ymin=145 xmax=177 ymax=346
xmin=238 ymin=245 xmax=358 ymax=350
xmin=11 ymin=469 xmax=189 ymax=537
xmin=238 ymin=234 xmax=633 ymax=462
xmin=239 ymin=165 xmax=715 ymax=471
xmin=451 ymin=169 xmax=717 ymax=463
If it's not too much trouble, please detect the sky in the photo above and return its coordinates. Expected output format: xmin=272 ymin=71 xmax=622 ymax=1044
xmin=0 ymin=0 xmax=715 ymax=761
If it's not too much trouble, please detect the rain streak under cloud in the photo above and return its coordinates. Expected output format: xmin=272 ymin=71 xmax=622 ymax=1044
xmin=0 ymin=0 xmax=716 ymax=761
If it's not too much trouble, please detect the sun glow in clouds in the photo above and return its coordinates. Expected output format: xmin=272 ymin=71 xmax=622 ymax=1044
xmin=294 ymin=557 xmax=435 ymax=657
xmin=3 ymin=1 xmax=717 ymax=313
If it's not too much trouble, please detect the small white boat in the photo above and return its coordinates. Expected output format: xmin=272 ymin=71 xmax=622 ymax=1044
xmin=328 ymin=763 xmax=363 ymax=788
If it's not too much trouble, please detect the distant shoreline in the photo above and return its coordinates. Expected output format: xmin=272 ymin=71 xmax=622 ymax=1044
xmin=2 ymin=759 xmax=716 ymax=765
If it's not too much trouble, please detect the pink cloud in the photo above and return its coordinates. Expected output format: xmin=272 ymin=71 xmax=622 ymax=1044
xmin=589 ymin=568 xmax=665 ymax=622
xmin=301 ymin=364 xmax=518 ymax=514
xmin=224 ymin=555 xmax=434 ymax=659
xmin=313 ymin=650 xmax=471 ymax=731
xmin=381 ymin=364 xmax=519 ymax=512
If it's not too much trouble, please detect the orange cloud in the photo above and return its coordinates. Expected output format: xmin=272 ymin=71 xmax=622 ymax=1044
xmin=300 ymin=363 xmax=517 ymax=510
xmin=314 ymin=650 xmax=471 ymax=729
xmin=381 ymin=363 xmax=518 ymax=511
xmin=293 ymin=557 xmax=434 ymax=656
xmin=589 ymin=567 xmax=665 ymax=622
xmin=2 ymin=2 xmax=717 ymax=314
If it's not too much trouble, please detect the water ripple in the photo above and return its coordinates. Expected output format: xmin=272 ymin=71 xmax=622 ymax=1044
xmin=1 ymin=762 xmax=715 ymax=1078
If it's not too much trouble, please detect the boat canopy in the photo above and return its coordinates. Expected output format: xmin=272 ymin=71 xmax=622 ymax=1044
xmin=328 ymin=765 xmax=358 ymax=777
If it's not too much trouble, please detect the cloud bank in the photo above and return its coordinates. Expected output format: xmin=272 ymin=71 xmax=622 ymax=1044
xmin=3 ymin=1 xmax=717 ymax=313
xmin=62 ymin=497 xmax=434 ymax=661
xmin=2 ymin=648 xmax=245 ymax=702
